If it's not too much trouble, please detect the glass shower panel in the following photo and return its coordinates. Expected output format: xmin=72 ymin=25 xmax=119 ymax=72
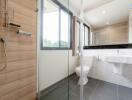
xmin=68 ymin=0 xmax=83 ymax=100
xmin=60 ymin=9 xmax=70 ymax=48
xmin=38 ymin=0 xmax=70 ymax=100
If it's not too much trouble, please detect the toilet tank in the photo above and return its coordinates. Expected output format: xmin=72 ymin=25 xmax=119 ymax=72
xmin=82 ymin=56 xmax=95 ymax=67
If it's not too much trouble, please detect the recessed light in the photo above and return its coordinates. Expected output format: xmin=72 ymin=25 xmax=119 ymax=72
xmin=102 ymin=10 xmax=106 ymax=14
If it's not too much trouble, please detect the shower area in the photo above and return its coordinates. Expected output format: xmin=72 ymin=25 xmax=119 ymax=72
xmin=37 ymin=0 xmax=132 ymax=100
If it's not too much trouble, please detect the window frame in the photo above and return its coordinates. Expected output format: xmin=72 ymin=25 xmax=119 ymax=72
xmin=40 ymin=0 xmax=73 ymax=50
xmin=76 ymin=20 xmax=91 ymax=46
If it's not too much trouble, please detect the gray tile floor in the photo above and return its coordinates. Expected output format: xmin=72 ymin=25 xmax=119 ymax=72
xmin=40 ymin=75 xmax=132 ymax=100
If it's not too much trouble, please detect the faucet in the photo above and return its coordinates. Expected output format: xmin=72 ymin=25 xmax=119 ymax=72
xmin=117 ymin=49 xmax=120 ymax=55
xmin=97 ymin=55 xmax=100 ymax=61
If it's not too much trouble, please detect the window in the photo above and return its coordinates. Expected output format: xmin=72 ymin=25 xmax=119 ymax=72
xmin=76 ymin=21 xmax=90 ymax=46
xmin=84 ymin=24 xmax=90 ymax=46
xmin=41 ymin=0 xmax=72 ymax=50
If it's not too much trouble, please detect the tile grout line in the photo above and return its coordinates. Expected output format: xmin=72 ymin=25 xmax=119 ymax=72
xmin=89 ymin=81 xmax=100 ymax=100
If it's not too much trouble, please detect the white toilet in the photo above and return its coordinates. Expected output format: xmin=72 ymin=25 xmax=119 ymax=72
xmin=75 ymin=56 xmax=95 ymax=85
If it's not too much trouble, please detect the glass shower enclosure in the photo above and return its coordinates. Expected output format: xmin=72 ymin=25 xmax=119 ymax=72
xmin=37 ymin=0 xmax=84 ymax=100
xmin=37 ymin=0 xmax=79 ymax=100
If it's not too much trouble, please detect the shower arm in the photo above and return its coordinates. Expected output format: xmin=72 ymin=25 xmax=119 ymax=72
xmin=8 ymin=22 xmax=21 ymax=27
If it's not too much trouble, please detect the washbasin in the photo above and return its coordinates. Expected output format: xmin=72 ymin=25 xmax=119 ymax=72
xmin=105 ymin=56 xmax=132 ymax=64
xmin=105 ymin=56 xmax=132 ymax=75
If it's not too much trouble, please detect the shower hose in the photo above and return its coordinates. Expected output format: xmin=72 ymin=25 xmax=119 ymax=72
xmin=0 ymin=38 xmax=7 ymax=72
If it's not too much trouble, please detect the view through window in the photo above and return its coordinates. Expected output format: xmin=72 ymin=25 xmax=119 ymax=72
xmin=42 ymin=0 xmax=72 ymax=49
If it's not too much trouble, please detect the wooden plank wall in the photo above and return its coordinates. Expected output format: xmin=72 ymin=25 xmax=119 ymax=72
xmin=0 ymin=0 xmax=37 ymax=100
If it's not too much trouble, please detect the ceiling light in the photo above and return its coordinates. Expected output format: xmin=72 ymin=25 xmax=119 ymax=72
xmin=102 ymin=10 xmax=106 ymax=14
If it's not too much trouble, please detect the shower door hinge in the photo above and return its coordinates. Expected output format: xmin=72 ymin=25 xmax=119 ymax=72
xmin=36 ymin=93 xmax=40 ymax=100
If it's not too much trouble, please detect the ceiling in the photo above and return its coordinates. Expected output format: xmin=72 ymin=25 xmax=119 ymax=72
xmin=68 ymin=0 xmax=132 ymax=28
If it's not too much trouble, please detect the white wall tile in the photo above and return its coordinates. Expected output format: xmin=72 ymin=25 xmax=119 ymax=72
xmin=84 ymin=49 xmax=132 ymax=88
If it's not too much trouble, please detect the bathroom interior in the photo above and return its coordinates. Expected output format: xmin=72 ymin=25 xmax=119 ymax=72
xmin=0 ymin=0 xmax=132 ymax=100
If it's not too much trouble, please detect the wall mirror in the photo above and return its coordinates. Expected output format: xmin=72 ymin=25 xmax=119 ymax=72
xmin=90 ymin=0 xmax=132 ymax=46
xmin=71 ymin=0 xmax=132 ymax=49
xmin=71 ymin=0 xmax=132 ymax=48
xmin=89 ymin=0 xmax=132 ymax=46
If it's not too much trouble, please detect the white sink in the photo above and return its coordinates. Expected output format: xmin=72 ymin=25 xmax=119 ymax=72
xmin=105 ymin=56 xmax=132 ymax=64
xmin=105 ymin=56 xmax=132 ymax=75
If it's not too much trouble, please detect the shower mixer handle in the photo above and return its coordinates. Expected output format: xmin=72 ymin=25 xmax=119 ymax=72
xmin=0 ymin=38 xmax=5 ymax=43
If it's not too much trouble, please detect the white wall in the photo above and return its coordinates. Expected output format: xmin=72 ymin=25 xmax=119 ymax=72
xmin=39 ymin=50 xmax=78 ymax=90
xmin=84 ymin=49 xmax=132 ymax=88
